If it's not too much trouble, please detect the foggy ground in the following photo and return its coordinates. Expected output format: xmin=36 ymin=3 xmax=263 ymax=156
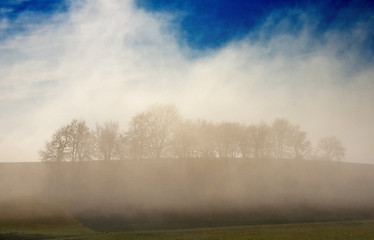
xmin=1 ymin=158 xmax=373 ymax=230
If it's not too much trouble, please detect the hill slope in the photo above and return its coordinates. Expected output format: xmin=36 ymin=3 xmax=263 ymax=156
xmin=1 ymin=159 xmax=374 ymax=229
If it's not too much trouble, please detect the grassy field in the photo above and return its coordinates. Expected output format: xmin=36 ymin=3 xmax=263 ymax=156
xmin=1 ymin=219 xmax=374 ymax=239
xmin=1 ymin=160 xmax=374 ymax=239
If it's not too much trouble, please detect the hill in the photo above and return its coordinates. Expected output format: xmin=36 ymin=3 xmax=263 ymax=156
xmin=1 ymin=159 xmax=374 ymax=230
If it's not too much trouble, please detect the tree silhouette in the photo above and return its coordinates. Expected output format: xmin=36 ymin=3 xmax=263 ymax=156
xmin=40 ymin=120 xmax=92 ymax=162
xmin=317 ymin=136 xmax=345 ymax=161
xmin=270 ymin=119 xmax=294 ymax=159
xmin=125 ymin=104 xmax=180 ymax=159
xmin=39 ymin=105 xmax=345 ymax=163
xmin=289 ymin=126 xmax=311 ymax=159
xmin=215 ymin=122 xmax=245 ymax=158
xmin=40 ymin=124 xmax=70 ymax=162
xmin=126 ymin=112 xmax=152 ymax=159
xmin=147 ymin=104 xmax=180 ymax=158
xmin=94 ymin=121 xmax=120 ymax=161
xmin=173 ymin=120 xmax=199 ymax=158
xmin=250 ymin=122 xmax=271 ymax=159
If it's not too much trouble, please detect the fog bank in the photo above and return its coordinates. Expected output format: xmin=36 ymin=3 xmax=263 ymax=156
xmin=0 ymin=0 xmax=373 ymax=163
xmin=1 ymin=159 xmax=374 ymax=228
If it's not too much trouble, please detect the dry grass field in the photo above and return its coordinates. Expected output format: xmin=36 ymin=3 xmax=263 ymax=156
xmin=1 ymin=159 xmax=374 ymax=239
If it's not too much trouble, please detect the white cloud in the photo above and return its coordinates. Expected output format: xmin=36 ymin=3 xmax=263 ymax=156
xmin=0 ymin=0 xmax=373 ymax=163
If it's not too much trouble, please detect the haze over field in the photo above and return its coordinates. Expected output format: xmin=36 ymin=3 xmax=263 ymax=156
xmin=1 ymin=159 xmax=374 ymax=227
xmin=0 ymin=0 xmax=374 ymax=163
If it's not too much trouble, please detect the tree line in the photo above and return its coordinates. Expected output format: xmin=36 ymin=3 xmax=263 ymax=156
xmin=39 ymin=104 xmax=345 ymax=162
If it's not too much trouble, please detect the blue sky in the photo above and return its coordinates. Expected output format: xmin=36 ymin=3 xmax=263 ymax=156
xmin=2 ymin=0 xmax=374 ymax=52
xmin=0 ymin=0 xmax=374 ymax=163
xmin=137 ymin=0 xmax=374 ymax=51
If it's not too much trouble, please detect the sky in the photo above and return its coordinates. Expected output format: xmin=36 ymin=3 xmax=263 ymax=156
xmin=0 ymin=0 xmax=373 ymax=163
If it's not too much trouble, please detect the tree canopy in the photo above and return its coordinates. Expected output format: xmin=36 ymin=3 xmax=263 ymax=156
xmin=40 ymin=104 xmax=345 ymax=162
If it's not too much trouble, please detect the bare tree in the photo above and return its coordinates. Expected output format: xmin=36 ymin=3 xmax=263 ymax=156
xmin=94 ymin=121 xmax=120 ymax=161
xmin=126 ymin=112 xmax=152 ymax=159
xmin=126 ymin=105 xmax=180 ymax=159
xmin=147 ymin=104 xmax=180 ymax=159
xmin=195 ymin=120 xmax=217 ymax=158
xmin=40 ymin=125 xmax=70 ymax=162
xmin=215 ymin=122 xmax=245 ymax=158
xmin=173 ymin=120 xmax=198 ymax=158
xmin=40 ymin=120 xmax=92 ymax=162
xmin=250 ymin=122 xmax=271 ymax=159
xmin=289 ymin=125 xmax=312 ymax=159
xmin=238 ymin=126 xmax=253 ymax=159
xmin=38 ymin=108 xmax=323 ymax=163
xmin=270 ymin=119 xmax=294 ymax=159
xmin=68 ymin=120 xmax=92 ymax=162
xmin=317 ymin=136 xmax=345 ymax=161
